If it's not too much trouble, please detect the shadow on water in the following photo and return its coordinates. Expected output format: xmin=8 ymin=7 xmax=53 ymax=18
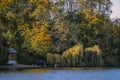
xmin=0 ymin=66 xmax=119 ymax=73
xmin=0 ymin=68 xmax=50 ymax=73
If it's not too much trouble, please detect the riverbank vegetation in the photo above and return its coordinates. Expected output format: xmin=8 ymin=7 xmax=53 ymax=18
xmin=0 ymin=0 xmax=120 ymax=67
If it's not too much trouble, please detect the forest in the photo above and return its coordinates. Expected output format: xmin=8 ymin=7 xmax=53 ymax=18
xmin=0 ymin=0 xmax=120 ymax=67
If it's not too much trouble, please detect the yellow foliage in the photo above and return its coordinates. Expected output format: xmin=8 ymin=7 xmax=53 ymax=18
xmin=46 ymin=44 xmax=103 ymax=67
xmin=83 ymin=9 xmax=92 ymax=17
xmin=29 ymin=0 xmax=49 ymax=19
xmin=17 ymin=24 xmax=30 ymax=36
xmin=83 ymin=8 xmax=99 ymax=26
xmin=85 ymin=45 xmax=101 ymax=55
xmin=29 ymin=23 xmax=51 ymax=51
xmin=114 ymin=27 xmax=120 ymax=34
xmin=0 ymin=0 xmax=13 ymax=5
xmin=62 ymin=43 xmax=84 ymax=57
xmin=51 ymin=6 xmax=58 ymax=11
xmin=5 ymin=11 xmax=16 ymax=20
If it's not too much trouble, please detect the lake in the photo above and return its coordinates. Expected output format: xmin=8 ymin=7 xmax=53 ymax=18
xmin=0 ymin=68 xmax=120 ymax=80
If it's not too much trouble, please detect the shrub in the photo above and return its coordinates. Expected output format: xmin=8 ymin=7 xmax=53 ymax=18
xmin=62 ymin=43 xmax=84 ymax=67
xmin=84 ymin=45 xmax=104 ymax=66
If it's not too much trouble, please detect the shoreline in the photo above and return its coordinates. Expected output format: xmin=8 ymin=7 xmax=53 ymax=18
xmin=0 ymin=64 xmax=42 ymax=69
xmin=0 ymin=64 xmax=120 ymax=70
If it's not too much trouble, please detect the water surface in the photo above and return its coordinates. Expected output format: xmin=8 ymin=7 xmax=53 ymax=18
xmin=0 ymin=68 xmax=120 ymax=80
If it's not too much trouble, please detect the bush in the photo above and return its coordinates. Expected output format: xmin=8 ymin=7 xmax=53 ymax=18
xmin=47 ymin=43 xmax=84 ymax=67
xmin=46 ymin=44 xmax=104 ymax=67
xmin=62 ymin=43 xmax=84 ymax=67
xmin=84 ymin=45 xmax=104 ymax=66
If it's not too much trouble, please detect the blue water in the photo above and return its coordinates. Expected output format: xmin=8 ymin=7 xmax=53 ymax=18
xmin=0 ymin=68 xmax=120 ymax=80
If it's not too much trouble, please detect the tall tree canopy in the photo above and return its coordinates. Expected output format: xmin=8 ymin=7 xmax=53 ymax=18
xmin=0 ymin=0 xmax=120 ymax=66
